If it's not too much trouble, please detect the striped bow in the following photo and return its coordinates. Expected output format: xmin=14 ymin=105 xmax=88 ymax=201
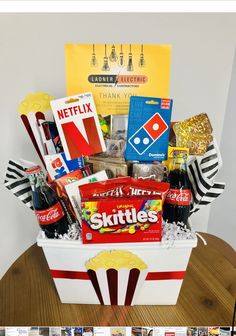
xmin=187 ymin=138 xmax=225 ymax=214
xmin=4 ymin=160 xmax=33 ymax=210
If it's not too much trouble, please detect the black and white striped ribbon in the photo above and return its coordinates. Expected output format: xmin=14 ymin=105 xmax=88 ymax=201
xmin=199 ymin=138 xmax=222 ymax=180
xmin=190 ymin=182 xmax=225 ymax=214
xmin=187 ymin=139 xmax=225 ymax=214
xmin=4 ymin=160 xmax=33 ymax=210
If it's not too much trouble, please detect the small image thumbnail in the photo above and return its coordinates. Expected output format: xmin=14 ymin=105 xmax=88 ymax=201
xmin=83 ymin=328 xmax=94 ymax=336
xmin=5 ymin=328 xmax=19 ymax=336
xmin=209 ymin=328 xmax=220 ymax=336
xmin=0 ymin=328 xmax=5 ymax=336
xmin=39 ymin=328 xmax=49 ymax=336
xmin=29 ymin=328 xmax=39 ymax=336
xmin=198 ymin=328 xmax=208 ymax=336
xmin=142 ymin=328 xmax=153 ymax=336
xmin=61 ymin=329 xmax=67 ymax=336
xmin=111 ymin=328 xmax=126 ymax=336
xmin=74 ymin=329 xmax=83 ymax=336
xmin=49 ymin=328 xmax=61 ymax=336
xmin=219 ymin=328 xmax=231 ymax=336
xmin=187 ymin=328 xmax=198 ymax=336
xmin=131 ymin=328 xmax=142 ymax=336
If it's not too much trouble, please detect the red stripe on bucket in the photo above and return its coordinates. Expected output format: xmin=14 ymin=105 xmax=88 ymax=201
xmin=49 ymin=270 xmax=90 ymax=280
xmin=49 ymin=270 xmax=185 ymax=281
xmin=145 ymin=271 xmax=185 ymax=280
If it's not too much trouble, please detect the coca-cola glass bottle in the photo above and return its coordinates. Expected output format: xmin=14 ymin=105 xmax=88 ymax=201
xmin=26 ymin=165 xmax=69 ymax=238
xmin=163 ymin=152 xmax=192 ymax=226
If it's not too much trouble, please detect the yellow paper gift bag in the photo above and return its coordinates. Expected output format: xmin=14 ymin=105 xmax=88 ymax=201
xmin=65 ymin=44 xmax=171 ymax=115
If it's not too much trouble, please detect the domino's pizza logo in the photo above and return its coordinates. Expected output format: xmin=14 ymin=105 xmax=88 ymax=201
xmin=128 ymin=113 xmax=168 ymax=155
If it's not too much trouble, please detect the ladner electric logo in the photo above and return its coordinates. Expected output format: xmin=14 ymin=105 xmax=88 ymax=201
xmin=88 ymin=74 xmax=148 ymax=85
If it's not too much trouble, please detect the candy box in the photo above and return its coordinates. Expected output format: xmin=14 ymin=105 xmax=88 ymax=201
xmin=65 ymin=170 xmax=108 ymax=220
xmin=50 ymin=167 xmax=91 ymax=223
xmin=79 ymin=177 xmax=170 ymax=244
xmin=125 ymin=96 xmax=173 ymax=162
xmin=81 ymin=198 xmax=163 ymax=244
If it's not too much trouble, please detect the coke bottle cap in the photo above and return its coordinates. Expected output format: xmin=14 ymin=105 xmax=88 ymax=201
xmin=25 ymin=165 xmax=42 ymax=174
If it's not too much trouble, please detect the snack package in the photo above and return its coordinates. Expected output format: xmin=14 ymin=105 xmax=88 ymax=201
xmin=125 ymin=96 xmax=173 ymax=161
xmin=80 ymin=177 xmax=129 ymax=199
xmin=50 ymin=92 xmax=106 ymax=160
xmin=80 ymin=177 xmax=169 ymax=201
xmin=44 ymin=153 xmax=84 ymax=180
xmin=81 ymin=198 xmax=163 ymax=244
xmin=65 ymin=44 xmax=171 ymax=115
xmin=79 ymin=177 xmax=170 ymax=244
xmin=87 ymin=157 xmax=129 ymax=178
xmin=162 ymin=146 xmax=189 ymax=172
xmin=50 ymin=167 xmax=91 ymax=223
xmin=65 ymin=170 xmax=108 ymax=220
xmin=132 ymin=162 xmax=165 ymax=181
xmin=173 ymin=113 xmax=213 ymax=155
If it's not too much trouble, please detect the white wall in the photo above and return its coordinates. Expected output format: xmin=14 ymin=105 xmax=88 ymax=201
xmin=208 ymin=49 xmax=236 ymax=250
xmin=0 ymin=13 xmax=236 ymax=279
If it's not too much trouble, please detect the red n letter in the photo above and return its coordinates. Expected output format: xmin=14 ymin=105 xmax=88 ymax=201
xmin=62 ymin=117 xmax=103 ymax=159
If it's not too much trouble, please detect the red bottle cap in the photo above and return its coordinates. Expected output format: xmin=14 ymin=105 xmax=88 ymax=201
xmin=25 ymin=165 xmax=42 ymax=174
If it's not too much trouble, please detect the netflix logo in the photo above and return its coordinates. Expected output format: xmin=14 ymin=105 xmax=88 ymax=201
xmin=57 ymin=103 xmax=92 ymax=120
xmin=51 ymin=93 xmax=106 ymax=160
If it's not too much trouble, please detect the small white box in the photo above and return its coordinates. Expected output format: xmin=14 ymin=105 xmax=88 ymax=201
xmin=37 ymin=233 xmax=197 ymax=306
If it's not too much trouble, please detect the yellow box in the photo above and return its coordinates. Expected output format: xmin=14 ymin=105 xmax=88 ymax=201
xmin=162 ymin=146 xmax=189 ymax=171
xmin=65 ymin=44 xmax=171 ymax=115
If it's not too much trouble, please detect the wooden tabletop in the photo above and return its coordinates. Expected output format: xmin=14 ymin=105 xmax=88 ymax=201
xmin=0 ymin=233 xmax=235 ymax=326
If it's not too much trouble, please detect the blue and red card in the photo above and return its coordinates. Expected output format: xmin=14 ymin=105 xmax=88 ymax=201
xmin=125 ymin=96 xmax=173 ymax=161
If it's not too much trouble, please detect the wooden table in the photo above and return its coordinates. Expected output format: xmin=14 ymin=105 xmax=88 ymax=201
xmin=0 ymin=233 xmax=235 ymax=326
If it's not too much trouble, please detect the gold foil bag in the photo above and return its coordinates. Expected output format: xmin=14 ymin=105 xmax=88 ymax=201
xmin=173 ymin=113 xmax=213 ymax=155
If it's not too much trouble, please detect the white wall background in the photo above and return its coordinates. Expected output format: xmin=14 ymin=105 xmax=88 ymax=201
xmin=0 ymin=13 xmax=235 ymax=279
xmin=208 ymin=50 xmax=236 ymax=250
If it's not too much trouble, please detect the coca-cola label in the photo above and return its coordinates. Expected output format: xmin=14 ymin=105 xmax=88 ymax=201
xmin=165 ymin=188 xmax=192 ymax=206
xmin=35 ymin=202 xmax=64 ymax=225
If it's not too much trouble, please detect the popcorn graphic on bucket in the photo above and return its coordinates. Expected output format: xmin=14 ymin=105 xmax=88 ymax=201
xmin=85 ymin=250 xmax=148 ymax=305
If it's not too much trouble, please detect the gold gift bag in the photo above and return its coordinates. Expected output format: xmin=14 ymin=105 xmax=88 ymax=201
xmin=65 ymin=44 xmax=171 ymax=115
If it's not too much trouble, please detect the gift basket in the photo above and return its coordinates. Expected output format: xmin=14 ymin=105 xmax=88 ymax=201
xmin=4 ymin=44 xmax=225 ymax=306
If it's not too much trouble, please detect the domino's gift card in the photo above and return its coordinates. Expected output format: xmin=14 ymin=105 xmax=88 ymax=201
xmin=125 ymin=96 xmax=173 ymax=161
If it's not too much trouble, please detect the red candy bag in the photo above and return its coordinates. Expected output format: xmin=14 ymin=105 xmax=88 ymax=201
xmin=79 ymin=177 xmax=130 ymax=200
xmin=79 ymin=177 xmax=169 ymax=202
xmin=125 ymin=177 xmax=170 ymax=201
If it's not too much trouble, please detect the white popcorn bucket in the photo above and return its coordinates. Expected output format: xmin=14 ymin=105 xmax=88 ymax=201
xmin=37 ymin=233 xmax=197 ymax=305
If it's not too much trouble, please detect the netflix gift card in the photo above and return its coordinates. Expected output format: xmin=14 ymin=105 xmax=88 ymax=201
xmin=50 ymin=93 xmax=106 ymax=160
